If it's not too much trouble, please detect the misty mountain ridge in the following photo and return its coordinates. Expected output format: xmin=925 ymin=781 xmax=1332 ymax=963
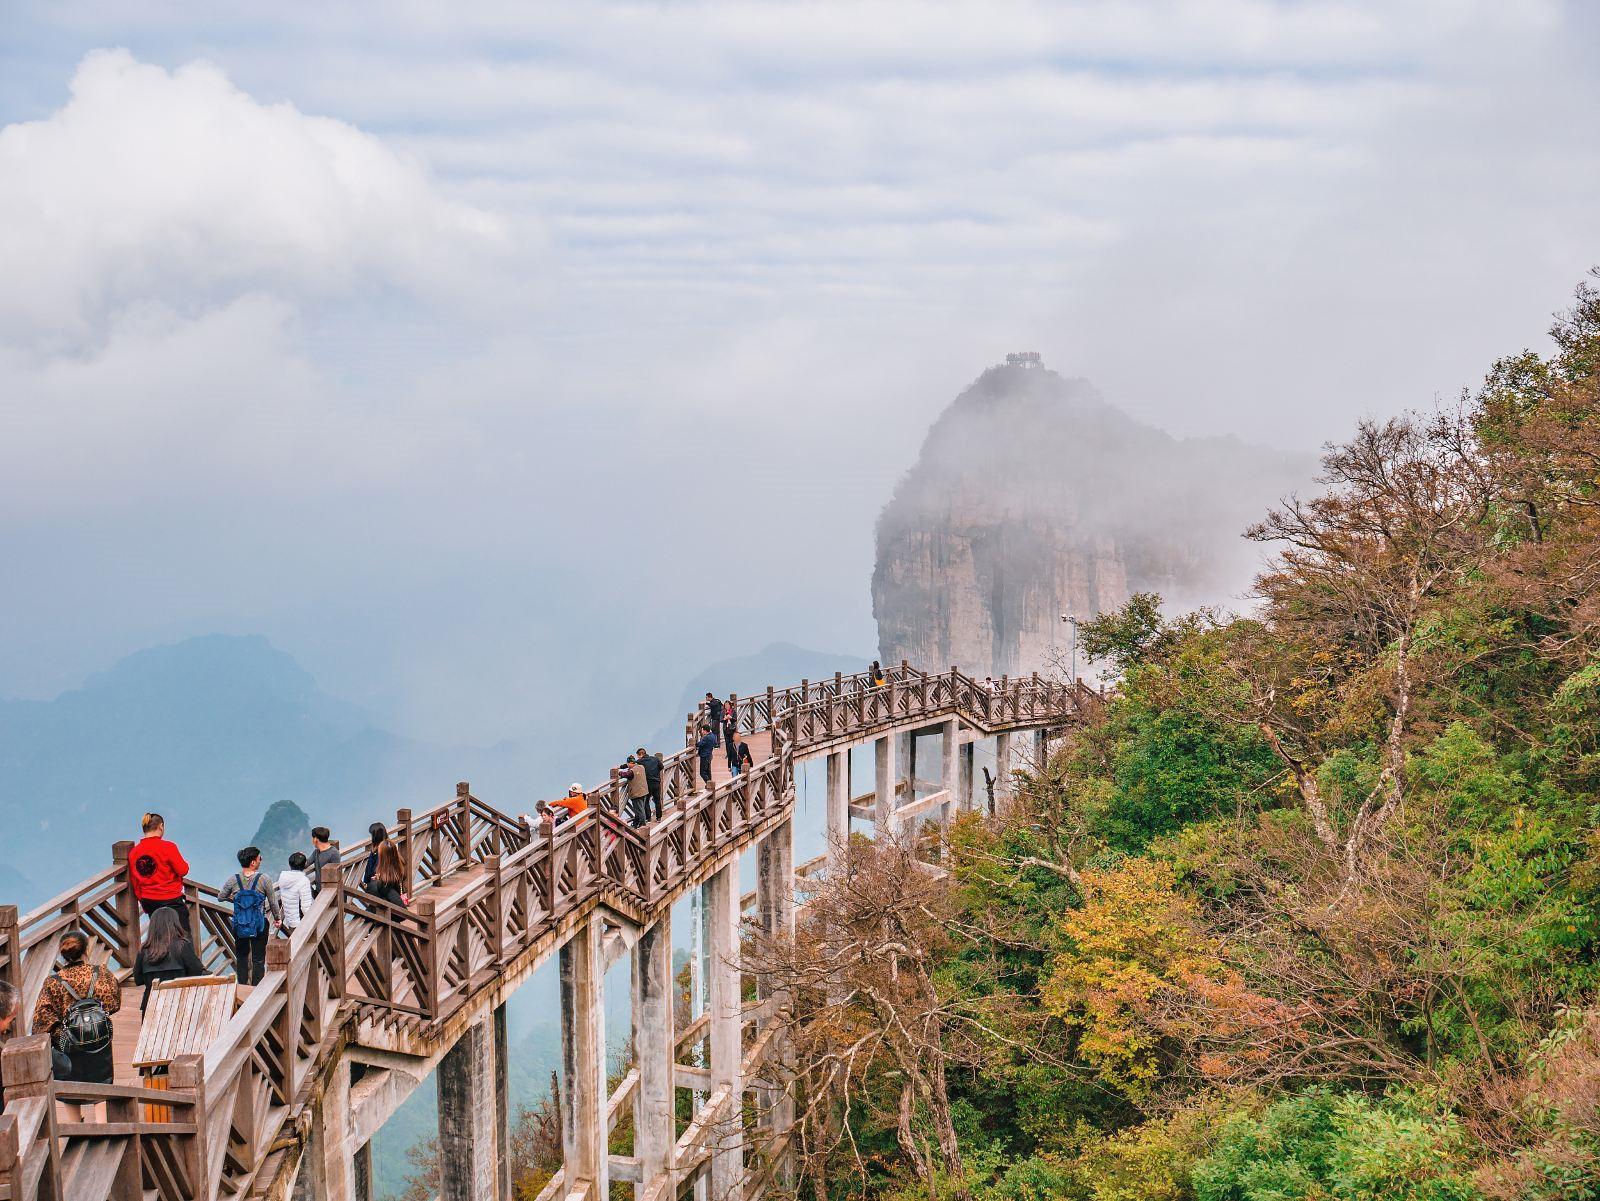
xmin=0 ymin=634 xmax=533 ymax=903
xmin=873 ymin=362 xmax=1314 ymax=675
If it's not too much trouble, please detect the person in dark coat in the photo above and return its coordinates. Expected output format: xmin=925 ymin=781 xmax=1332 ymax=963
xmin=696 ymin=725 xmax=716 ymax=785
xmin=132 ymin=906 xmax=207 ymax=1012
xmin=731 ymin=737 xmax=754 ymax=776
xmin=308 ymin=826 xmax=341 ymax=897
xmin=622 ymin=755 xmax=651 ymax=828
xmin=636 ymin=747 xmax=664 ymax=821
xmin=706 ymin=693 xmax=725 ymax=745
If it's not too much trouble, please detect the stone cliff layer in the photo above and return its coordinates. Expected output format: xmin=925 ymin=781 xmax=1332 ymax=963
xmin=872 ymin=363 xmax=1310 ymax=677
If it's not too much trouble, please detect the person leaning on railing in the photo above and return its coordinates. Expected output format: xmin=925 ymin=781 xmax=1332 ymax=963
xmin=362 ymin=842 xmax=410 ymax=909
xmin=129 ymin=811 xmax=192 ymax=936
xmin=635 ymin=747 xmax=664 ymax=821
xmin=307 ymin=826 xmax=340 ymax=897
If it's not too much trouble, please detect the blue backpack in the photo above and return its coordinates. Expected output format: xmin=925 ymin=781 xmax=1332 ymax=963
xmin=231 ymin=873 xmax=268 ymax=939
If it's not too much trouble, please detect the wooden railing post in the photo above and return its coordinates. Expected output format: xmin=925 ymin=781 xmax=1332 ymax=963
xmin=430 ymin=811 xmax=444 ymax=887
xmin=1 ymin=1036 xmax=56 ymax=1198
xmin=266 ymin=939 xmax=295 ymax=1102
xmin=111 ymin=839 xmax=140 ymax=970
xmin=456 ymin=782 xmax=473 ymax=864
xmin=169 ymin=1053 xmax=208 ymax=1197
xmin=0 ymin=1115 xmax=17 ymax=1201
xmin=766 ymin=686 xmax=776 ymax=731
xmin=395 ymin=807 xmax=415 ymax=895
xmin=320 ymin=865 xmax=348 ymax=999
xmin=0 ymin=906 xmax=19 ymax=1023
xmin=486 ymin=855 xmax=504 ymax=972
xmin=1 ymin=1034 xmax=51 ymax=1106
xmin=415 ymin=896 xmax=440 ymax=1019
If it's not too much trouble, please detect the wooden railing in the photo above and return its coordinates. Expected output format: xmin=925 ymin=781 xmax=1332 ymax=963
xmin=0 ymin=665 xmax=1084 ymax=1201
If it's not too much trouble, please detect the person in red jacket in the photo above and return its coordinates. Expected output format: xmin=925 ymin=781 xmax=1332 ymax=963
xmin=129 ymin=812 xmax=191 ymax=935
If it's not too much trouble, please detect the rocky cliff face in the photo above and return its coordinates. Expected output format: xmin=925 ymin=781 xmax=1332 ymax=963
xmin=872 ymin=363 xmax=1311 ymax=676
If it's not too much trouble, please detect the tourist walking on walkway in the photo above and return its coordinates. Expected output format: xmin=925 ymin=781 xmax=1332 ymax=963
xmin=706 ymin=693 xmax=725 ymax=746
xmin=308 ymin=827 xmax=340 ymax=897
xmin=33 ymin=931 xmax=120 ymax=1087
xmin=636 ymin=747 xmax=664 ymax=821
xmin=730 ymin=735 xmax=753 ymax=777
xmin=696 ymin=725 xmax=716 ymax=785
xmin=363 ymin=842 xmax=409 ymax=908
xmin=220 ymin=847 xmax=282 ymax=986
xmin=278 ymin=852 xmax=315 ymax=934
xmin=361 ymin=822 xmax=388 ymax=890
xmin=870 ymin=661 xmax=886 ymax=686
xmin=622 ymin=755 xmax=651 ymax=828
xmin=723 ymin=707 xmax=738 ymax=769
xmin=129 ymin=812 xmax=191 ymax=935
xmin=132 ymin=906 xmax=206 ymax=1013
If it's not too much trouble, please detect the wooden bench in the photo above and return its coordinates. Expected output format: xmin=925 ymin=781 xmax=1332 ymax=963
xmin=130 ymin=976 xmax=235 ymax=1119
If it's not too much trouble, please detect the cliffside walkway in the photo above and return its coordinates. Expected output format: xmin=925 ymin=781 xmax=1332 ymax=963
xmin=0 ymin=663 xmax=1091 ymax=1201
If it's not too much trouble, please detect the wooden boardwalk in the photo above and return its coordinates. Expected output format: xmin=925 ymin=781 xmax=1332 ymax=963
xmin=0 ymin=665 xmax=1088 ymax=1201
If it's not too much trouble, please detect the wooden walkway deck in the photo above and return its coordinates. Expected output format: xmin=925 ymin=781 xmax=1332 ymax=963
xmin=99 ymin=732 xmax=772 ymax=1087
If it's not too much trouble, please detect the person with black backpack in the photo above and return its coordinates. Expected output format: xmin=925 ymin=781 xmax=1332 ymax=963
xmin=32 ymin=931 xmax=121 ymax=1094
xmin=217 ymin=846 xmax=283 ymax=986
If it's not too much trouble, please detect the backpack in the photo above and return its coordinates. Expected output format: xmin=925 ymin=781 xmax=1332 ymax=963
xmin=231 ymin=873 xmax=269 ymax=939
xmin=52 ymin=967 xmax=113 ymax=1055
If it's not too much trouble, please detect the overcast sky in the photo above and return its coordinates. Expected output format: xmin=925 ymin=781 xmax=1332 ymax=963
xmin=2 ymin=1 xmax=1597 ymax=741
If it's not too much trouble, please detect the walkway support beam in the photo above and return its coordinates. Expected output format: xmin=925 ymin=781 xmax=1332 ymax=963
xmin=874 ymin=735 xmax=897 ymax=832
xmin=437 ymin=1007 xmax=509 ymax=1201
xmin=706 ymin=862 xmax=744 ymax=1200
xmin=826 ymin=750 xmax=849 ymax=863
xmin=561 ymin=915 xmax=608 ymax=1196
xmin=634 ymin=913 xmax=676 ymax=1197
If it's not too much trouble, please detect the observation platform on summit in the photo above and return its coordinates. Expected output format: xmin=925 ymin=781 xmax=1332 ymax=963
xmin=0 ymin=663 xmax=1092 ymax=1201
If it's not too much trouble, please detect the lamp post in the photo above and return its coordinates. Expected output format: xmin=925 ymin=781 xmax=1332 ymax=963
xmin=1061 ymin=614 xmax=1079 ymax=682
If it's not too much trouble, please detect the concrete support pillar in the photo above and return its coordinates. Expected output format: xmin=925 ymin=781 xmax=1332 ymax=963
xmin=874 ymin=735 xmax=896 ymax=832
xmin=706 ymin=862 xmax=745 ymax=1200
xmin=438 ymin=1008 xmax=508 ymax=1201
xmin=756 ymin=820 xmax=796 ymax=1179
xmin=561 ymin=915 xmax=608 ymax=1195
xmin=959 ymin=741 xmax=975 ymax=813
xmin=633 ymin=913 xmax=675 ymax=1197
xmin=308 ymin=1057 xmax=358 ymax=1201
xmin=940 ymin=719 xmax=959 ymax=825
xmin=757 ymin=818 xmax=795 ymax=948
xmin=825 ymin=750 xmax=849 ymax=864
xmin=994 ymin=732 xmax=1013 ymax=813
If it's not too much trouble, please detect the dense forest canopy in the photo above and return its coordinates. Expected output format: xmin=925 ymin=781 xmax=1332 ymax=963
xmin=754 ymin=272 xmax=1600 ymax=1201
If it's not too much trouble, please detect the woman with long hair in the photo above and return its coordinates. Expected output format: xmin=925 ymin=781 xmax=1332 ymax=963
xmin=133 ymin=906 xmax=206 ymax=1012
xmin=361 ymin=821 xmax=389 ymax=889
xmin=363 ymin=840 xmax=409 ymax=908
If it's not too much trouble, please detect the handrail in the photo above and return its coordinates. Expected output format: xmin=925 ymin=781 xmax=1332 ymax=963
xmin=0 ymin=663 xmax=1084 ymax=1201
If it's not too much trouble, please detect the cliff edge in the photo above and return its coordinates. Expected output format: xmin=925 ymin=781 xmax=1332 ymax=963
xmin=872 ymin=361 xmax=1311 ymax=675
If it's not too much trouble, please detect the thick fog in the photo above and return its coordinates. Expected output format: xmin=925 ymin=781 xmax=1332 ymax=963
xmin=3 ymin=1 xmax=1599 ymax=754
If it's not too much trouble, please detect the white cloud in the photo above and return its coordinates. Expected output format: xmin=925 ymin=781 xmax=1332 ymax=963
xmin=0 ymin=48 xmax=514 ymax=350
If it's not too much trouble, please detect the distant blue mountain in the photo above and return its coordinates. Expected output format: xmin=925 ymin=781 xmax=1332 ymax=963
xmin=0 ymin=635 xmax=531 ymax=908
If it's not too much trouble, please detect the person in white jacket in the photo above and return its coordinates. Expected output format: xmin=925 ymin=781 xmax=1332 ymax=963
xmin=277 ymin=852 xmax=316 ymax=935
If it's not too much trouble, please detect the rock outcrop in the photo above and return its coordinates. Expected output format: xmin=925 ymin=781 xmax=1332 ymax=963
xmin=872 ymin=361 xmax=1311 ymax=676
